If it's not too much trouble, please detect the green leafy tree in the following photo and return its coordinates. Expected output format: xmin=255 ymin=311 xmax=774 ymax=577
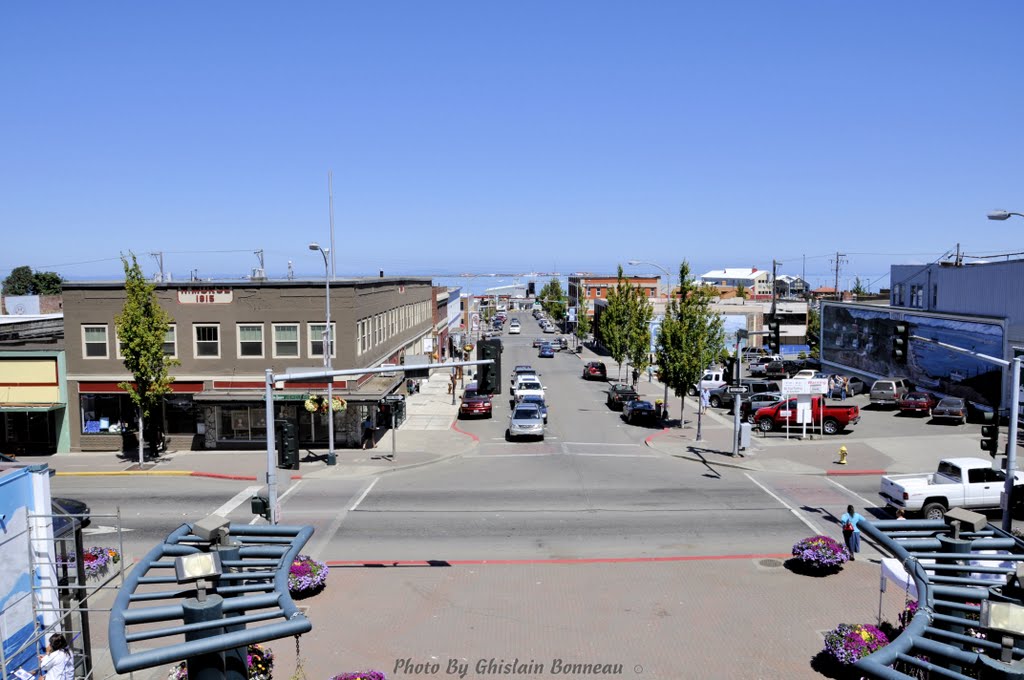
xmin=735 ymin=283 xmax=749 ymax=300
xmin=656 ymin=260 xmax=725 ymax=433
xmin=1 ymin=266 xmax=64 ymax=296
xmin=625 ymin=285 xmax=653 ymax=385
xmin=806 ymin=305 xmax=820 ymax=358
xmin=115 ymin=253 xmax=179 ymax=460
xmin=538 ymin=278 xmax=567 ymax=321
xmin=600 ymin=266 xmax=633 ymax=380
xmin=851 ymin=277 xmax=868 ymax=297
xmin=574 ymin=296 xmax=591 ymax=341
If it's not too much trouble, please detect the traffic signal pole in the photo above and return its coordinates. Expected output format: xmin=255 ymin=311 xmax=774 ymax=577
xmin=262 ymin=359 xmax=492 ymax=524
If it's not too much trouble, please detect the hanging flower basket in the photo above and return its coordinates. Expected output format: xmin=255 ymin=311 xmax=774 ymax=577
xmin=60 ymin=546 xmax=122 ymax=578
xmin=304 ymin=396 xmax=346 ymax=414
xmin=304 ymin=396 xmax=321 ymax=413
xmin=790 ymin=535 xmax=849 ymax=573
xmin=331 ymin=397 xmax=347 ymax=412
xmin=822 ymin=623 xmax=889 ymax=665
xmin=167 ymin=644 xmax=274 ymax=680
xmin=288 ymin=554 xmax=329 ymax=599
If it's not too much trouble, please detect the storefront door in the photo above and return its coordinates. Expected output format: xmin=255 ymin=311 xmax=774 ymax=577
xmin=297 ymin=409 xmax=331 ymax=446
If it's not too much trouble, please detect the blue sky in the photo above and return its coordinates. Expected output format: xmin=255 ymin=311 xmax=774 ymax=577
xmin=2 ymin=2 xmax=1022 ymax=291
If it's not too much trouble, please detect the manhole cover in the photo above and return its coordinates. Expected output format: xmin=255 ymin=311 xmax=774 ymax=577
xmin=758 ymin=558 xmax=784 ymax=568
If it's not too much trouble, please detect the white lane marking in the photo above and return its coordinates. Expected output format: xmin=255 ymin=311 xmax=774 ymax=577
xmin=279 ymin=479 xmax=303 ymax=502
xmin=744 ymin=473 xmax=821 ymax=534
xmin=214 ymin=485 xmax=261 ymax=517
xmin=575 ymin=453 xmax=658 ymax=458
xmin=560 ymin=442 xmax=637 ymax=447
xmin=349 ymin=477 xmax=380 ymax=511
xmin=825 ymin=477 xmax=879 ymax=508
xmin=83 ymin=525 xmax=134 ymax=536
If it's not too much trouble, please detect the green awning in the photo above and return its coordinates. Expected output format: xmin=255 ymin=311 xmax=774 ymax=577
xmin=0 ymin=403 xmax=65 ymax=413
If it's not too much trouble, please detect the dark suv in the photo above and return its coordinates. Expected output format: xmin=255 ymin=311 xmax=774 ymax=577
xmin=707 ymin=380 xmax=781 ymax=409
xmin=582 ymin=361 xmax=607 ymax=381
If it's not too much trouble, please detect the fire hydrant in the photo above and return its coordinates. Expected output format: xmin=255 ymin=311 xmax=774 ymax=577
xmin=838 ymin=445 xmax=848 ymax=465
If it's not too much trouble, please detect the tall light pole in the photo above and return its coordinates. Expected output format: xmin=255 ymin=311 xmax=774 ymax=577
xmin=628 ymin=260 xmax=674 ymax=417
xmin=988 ymin=209 xmax=1023 ymax=528
xmin=309 ymin=243 xmax=336 ymax=466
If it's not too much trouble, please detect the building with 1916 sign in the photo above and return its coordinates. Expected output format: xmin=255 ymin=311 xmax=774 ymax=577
xmin=62 ymin=276 xmax=433 ymax=452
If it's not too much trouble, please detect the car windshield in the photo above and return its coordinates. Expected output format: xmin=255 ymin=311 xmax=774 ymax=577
xmin=938 ymin=398 xmax=963 ymax=407
xmin=519 ymin=381 xmax=541 ymax=390
xmin=513 ymin=407 xmax=541 ymax=420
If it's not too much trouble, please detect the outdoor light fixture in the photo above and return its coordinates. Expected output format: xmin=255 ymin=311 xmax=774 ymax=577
xmin=191 ymin=514 xmax=231 ymax=542
xmin=988 ymin=210 xmax=1024 ymax=221
xmin=174 ymin=551 xmax=223 ymax=602
xmin=981 ymin=601 xmax=1024 ymax=662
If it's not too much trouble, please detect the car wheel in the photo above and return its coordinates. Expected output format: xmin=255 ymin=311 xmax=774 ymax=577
xmin=746 ymin=413 xmax=757 ymax=425
xmin=687 ymin=386 xmax=698 ymax=397
xmin=758 ymin=417 xmax=775 ymax=432
xmin=505 ymin=429 xmax=511 ymax=442
xmin=822 ymin=418 xmax=840 ymax=435
xmin=921 ymin=502 xmax=946 ymax=521
xmin=709 ymin=396 xmax=722 ymax=408
xmin=539 ymin=434 xmax=545 ymax=442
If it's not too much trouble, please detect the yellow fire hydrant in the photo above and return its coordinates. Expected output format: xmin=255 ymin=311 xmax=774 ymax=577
xmin=838 ymin=445 xmax=848 ymax=465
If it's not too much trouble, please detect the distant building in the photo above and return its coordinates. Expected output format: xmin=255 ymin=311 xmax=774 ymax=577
xmin=774 ymin=275 xmax=809 ymax=299
xmin=699 ymin=268 xmax=772 ymax=300
xmin=0 ymin=314 xmax=68 ymax=454
xmin=567 ymin=274 xmax=660 ymax=318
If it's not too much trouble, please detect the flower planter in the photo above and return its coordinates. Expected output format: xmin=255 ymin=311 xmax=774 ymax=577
xmin=167 ymin=644 xmax=273 ymax=680
xmin=790 ymin=535 xmax=849 ymax=575
xmin=288 ymin=554 xmax=329 ymax=599
xmin=59 ymin=547 xmax=121 ymax=580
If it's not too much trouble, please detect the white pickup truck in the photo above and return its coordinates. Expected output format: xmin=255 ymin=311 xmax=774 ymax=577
xmin=510 ymin=376 xmax=546 ymax=406
xmin=879 ymin=457 xmax=1024 ymax=520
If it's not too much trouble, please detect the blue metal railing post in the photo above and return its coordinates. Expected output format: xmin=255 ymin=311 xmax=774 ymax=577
xmin=214 ymin=540 xmax=247 ymax=680
xmin=183 ymin=594 xmax=225 ymax=680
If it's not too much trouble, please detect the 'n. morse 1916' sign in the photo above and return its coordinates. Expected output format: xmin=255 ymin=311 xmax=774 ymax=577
xmin=177 ymin=288 xmax=233 ymax=304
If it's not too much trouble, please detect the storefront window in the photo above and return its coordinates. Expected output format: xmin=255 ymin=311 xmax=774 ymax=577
xmin=164 ymin=396 xmax=196 ymax=434
xmin=218 ymin=406 xmax=268 ymax=441
xmin=80 ymin=394 xmax=133 ymax=433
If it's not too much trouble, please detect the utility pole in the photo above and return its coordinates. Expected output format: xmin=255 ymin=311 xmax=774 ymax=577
xmin=831 ymin=252 xmax=848 ymax=300
xmin=149 ymin=252 xmax=165 ymax=282
xmin=771 ymin=259 xmax=781 ymax=315
xmin=328 ymin=171 xmax=337 ymax=278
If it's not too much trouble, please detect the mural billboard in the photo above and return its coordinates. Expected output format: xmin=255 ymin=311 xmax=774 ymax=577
xmin=821 ymin=303 xmax=1005 ymax=409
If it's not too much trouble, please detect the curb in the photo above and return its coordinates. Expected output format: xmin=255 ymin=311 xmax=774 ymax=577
xmin=450 ymin=420 xmax=480 ymax=443
xmin=56 ymin=470 xmax=193 ymax=477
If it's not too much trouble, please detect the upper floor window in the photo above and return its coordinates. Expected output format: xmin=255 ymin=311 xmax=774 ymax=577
xmin=83 ymin=324 xmax=109 ymax=359
xmin=308 ymin=322 xmax=336 ymax=358
xmin=162 ymin=325 xmax=178 ymax=357
xmin=237 ymin=323 xmax=264 ymax=358
xmin=194 ymin=324 xmax=221 ymax=358
xmin=273 ymin=324 xmax=300 ymax=358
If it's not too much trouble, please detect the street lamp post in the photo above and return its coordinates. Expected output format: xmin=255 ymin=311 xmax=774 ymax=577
xmin=628 ymin=260 xmax=674 ymax=421
xmin=309 ymin=243 xmax=336 ymax=466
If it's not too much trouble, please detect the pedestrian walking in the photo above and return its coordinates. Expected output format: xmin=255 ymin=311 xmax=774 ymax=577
xmin=840 ymin=504 xmax=866 ymax=560
xmin=840 ymin=376 xmax=848 ymax=401
xmin=361 ymin=414 xmax=375 ymax=450
xmin=827 ymin=376 xmax=836 ymax=399
xmin=632 ymin=367 xmax=639 ymax=387
xmin=700 ymin=387 xmax=710 ymax=415
xmin=39 ymin=633 xmax=74 ymax=680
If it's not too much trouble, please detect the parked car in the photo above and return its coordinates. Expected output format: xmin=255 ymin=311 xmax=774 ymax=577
xmin=582 ymin=361 xmax=607 ymax=381
xmin=533 ymin=337 xmax=547 ymax=348
xmin=730 ymin=393 xmax=783 ymax=424
xmin=827 ymin=375 xmax=867 ymax=398
xmin=879 ymin=457 xmax=1024 ymax=519
xmin=606 ymin=383 xmax=640 ymax=411
xmin=931 ymin=397 xmax=968 ymax=425
xmin=869 ymin=377 xmax=912 ymax=408
xmin=897 ymin=391 xmax=939 ymax=416
xmin=459 ymin=383 xmax=493 ymax=419
xmin=543 ymin=324 xmax=557 ymax=334
xmin=707 ymin=380 xmax=781 ymax=409
xmin=519 ymin=394 xmax=549 ymax=423
xmin=748 ymin=356 xmax=775 ymax=377
xmin=791 ymin=369 xmax=818 ymax=381
xmin=687 ymin=370 xmax=728 ymax=396
xmin=754 ymin=395 xmax=861 ymax=435
xmin=622 ymin=400 xmax=658 ymax=425
xmin=506 ymin=403 xmax=545 ymax=441
xmin=538 ymin=343 xmax=555 ymax=358
xmin=764 ymin=360 xmax=805 ymax=380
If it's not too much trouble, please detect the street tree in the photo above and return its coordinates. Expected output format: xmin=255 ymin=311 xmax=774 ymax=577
xmin=2 ymin=266 xmax=64 ymax=296
xmin=656 ymin=260 xmax=725 ymax=435
xmin=735 ymin=283 xmax=749 ymax=300
xmin=538 ymin=278 xmax=567 ymax=321
xmin=115 ymin=253 xmax=179 ymax=462
xmin=851 ymin=277 xmax=869 ymax=297
xmin=806 ymin=305 xmax=820 ymax=358
xmin=600 ymin=266 xmax=632 ymax=380
xmin=625 ymin=285 xmax=653 ymax=385
xmin=574 ymin=296 xmax=591 ymax=344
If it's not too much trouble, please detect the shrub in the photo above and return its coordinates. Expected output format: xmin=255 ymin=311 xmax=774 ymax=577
xmin=792 ymin=535 xmax=849 ymax=571
xmin=823 ymin=623 xmax=889 ymax=665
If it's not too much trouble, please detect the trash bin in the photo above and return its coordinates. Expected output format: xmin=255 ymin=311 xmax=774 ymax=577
xmin=739 ymin=422 xmax=753 ymax=450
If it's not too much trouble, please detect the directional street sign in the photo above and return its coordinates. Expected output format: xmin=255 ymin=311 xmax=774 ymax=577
xmin=727 ymin=386 xmax=748 ymax=394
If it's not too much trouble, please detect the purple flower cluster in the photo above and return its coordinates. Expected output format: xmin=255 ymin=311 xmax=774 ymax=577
xmin=168 ymin=644 xmax=273 ymax=680
xmin=288 ymin=554 xmax=329 ymax=595
xmin=823 ymin=623 xmax=889 ymax=665
xmin=791 ymin=535 xmax=850 ymax=570
xmin=898 ymin=600 xmax=919 ymax=629
xmin=60 ymin=547 xmax=121 ymax=577
xmin=331 ymin=673 xmax=387 ymax=680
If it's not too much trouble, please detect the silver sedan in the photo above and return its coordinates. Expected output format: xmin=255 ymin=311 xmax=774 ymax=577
xmin=507 ymin=403 xmax=545 ymax=441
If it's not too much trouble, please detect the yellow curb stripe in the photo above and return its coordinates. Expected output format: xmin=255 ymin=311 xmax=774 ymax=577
xmin=55 ymin=470 xmax=193 ymax=477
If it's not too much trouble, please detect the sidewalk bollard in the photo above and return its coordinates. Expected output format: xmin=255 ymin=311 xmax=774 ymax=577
xmin=838 ymin=445 xmax=848 ymax=465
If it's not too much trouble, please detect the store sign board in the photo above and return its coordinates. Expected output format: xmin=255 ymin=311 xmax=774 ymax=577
xmin=178 ymin=288 xmax=233 ymax=304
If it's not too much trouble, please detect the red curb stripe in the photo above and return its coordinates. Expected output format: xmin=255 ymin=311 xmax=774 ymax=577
xmin=326 ymin=553 xmax=791 ymax=567
xmin=644 ymin=427 xmax=670 ymax=444
xmin=826 ymin=469 xmax=885 ymax=476
xmin=189 ymin=472 xmax=303 ymax=481
xmin=450 ymin=420 xmax=479 ymax=442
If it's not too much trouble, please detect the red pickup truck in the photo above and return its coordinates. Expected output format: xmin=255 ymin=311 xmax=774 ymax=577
xmin=754 ymin=395 xmax=860 ymax=435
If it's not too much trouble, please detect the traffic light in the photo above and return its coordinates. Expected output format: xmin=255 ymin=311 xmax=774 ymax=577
xmin=250 ymin=492 xmax=271 ymax=521
xmin=767 ymin=317 xmax=781 ymax=354
xmin=275 ymin=420 xmax=299 ymax=470
xmin=892 ymin=323 xmax=910 ymax=364
xmin=477 ymin=338 xmax=502 ymax=394
xmin=980 ymin=411 xmax=1002 ymax=457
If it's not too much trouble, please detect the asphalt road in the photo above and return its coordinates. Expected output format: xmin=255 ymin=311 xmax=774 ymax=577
xmin=52 ymin=311 xmax=891 ymax=564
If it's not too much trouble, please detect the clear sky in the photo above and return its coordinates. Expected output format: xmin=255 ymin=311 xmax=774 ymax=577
xmin=2 ymin=2 xmax=1022 ymax=291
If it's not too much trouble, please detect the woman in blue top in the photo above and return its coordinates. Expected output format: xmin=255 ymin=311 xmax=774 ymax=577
xmin=840 ymin=504 xmax=865 ymax=560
